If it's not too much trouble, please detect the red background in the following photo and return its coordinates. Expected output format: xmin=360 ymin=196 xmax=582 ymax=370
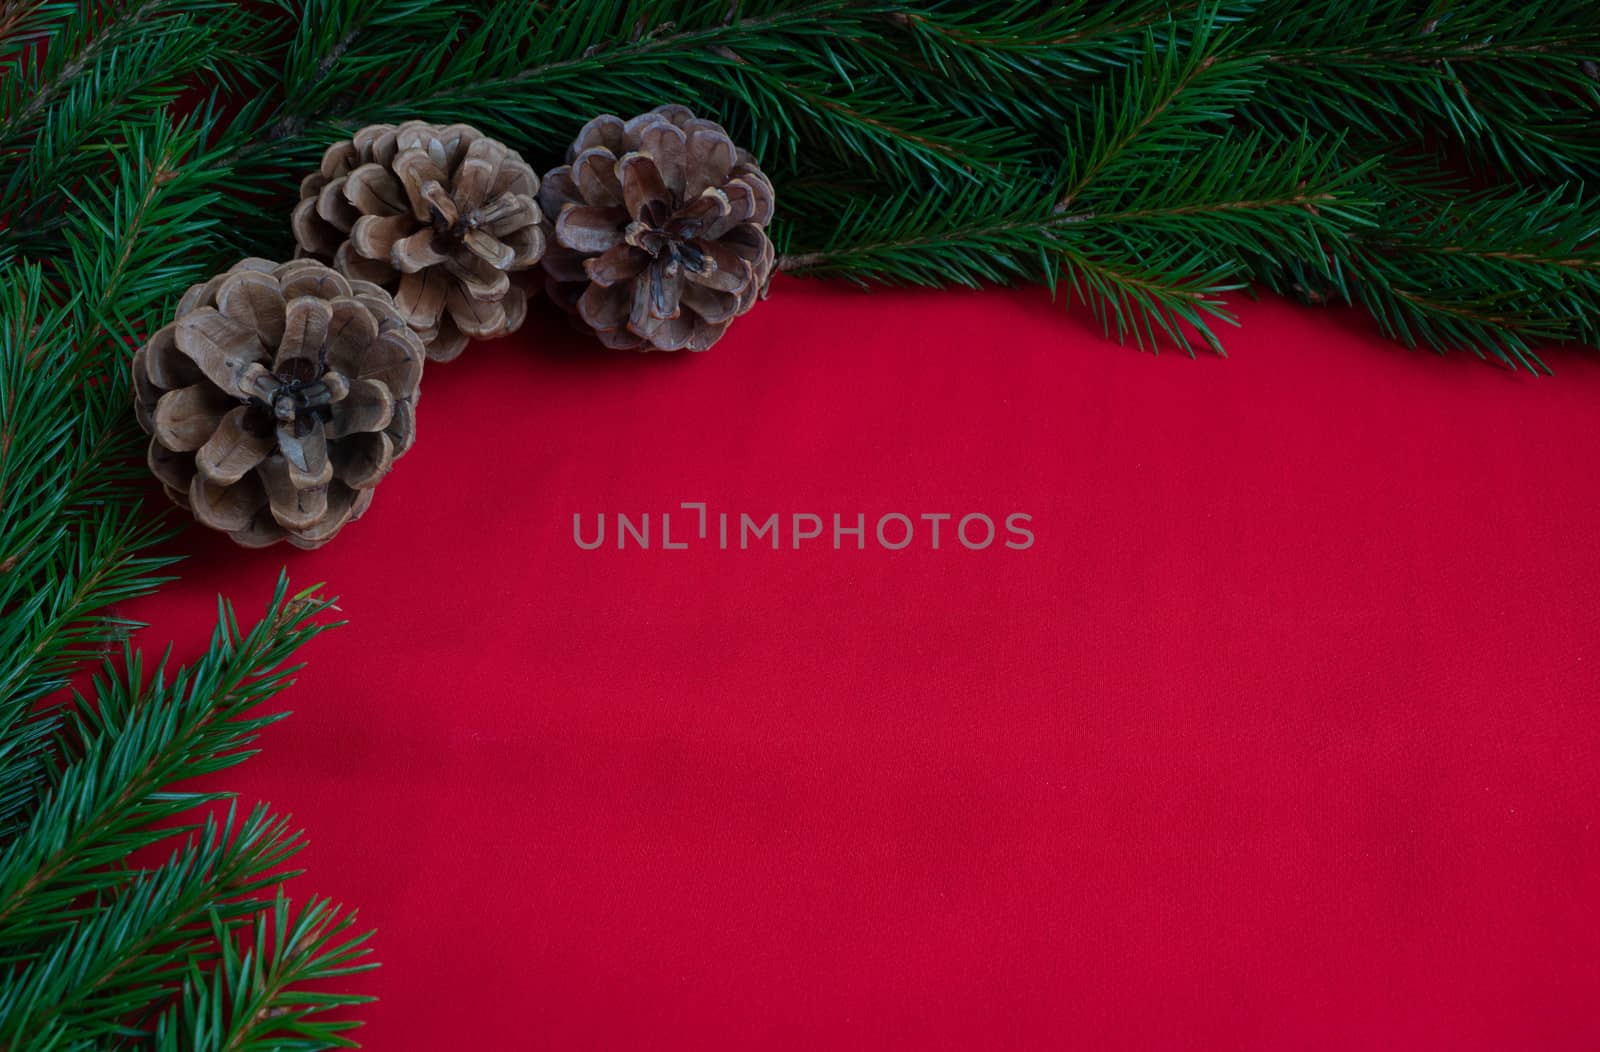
xmin=124 ymin=277 xmax=1600 ymax=1049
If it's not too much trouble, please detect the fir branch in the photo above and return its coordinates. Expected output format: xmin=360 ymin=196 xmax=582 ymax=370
xmin=0 ymin=0 xmax=261 ymax=245
xmin=0 ymin=116 xmax=226 ymax=730
xmin=0 ymin=82 xmax=369 ymax=1039
xmin=150 ymin=895 xmax=374 ymax=1052
xmin=1345 ymin=184 xmax=1600 ymax=369
xmin=781 ymin=27 xmax=1374 ymax=354
xmin=1054 ymin=21 xmax=1255 ymax=212
xmin=882 ymin=0 xmax=1210 ymax=84
xmin=1242 ymin=0 xmax=1600 ymax=182
xmin=0 ymin=805 xmax=307 ymax=1040
xmin=226 ymin=2 xmax=1019 ymax=182
xmin=0 ymin=266 xmax=169 ymax=766
xmin=0 ymin=580 xmax=372 ymax=1048
xmin=0 ymin=579 xmax=329 ymax=941
xmin=173 ymin=0 xmax=1598 ymax=366
xmin=774 ymin=177 xmax=1251 ymax=354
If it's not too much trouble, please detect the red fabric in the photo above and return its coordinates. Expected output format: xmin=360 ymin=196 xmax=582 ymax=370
xmin=124 ymin=278 xmax=1600 ymax=1049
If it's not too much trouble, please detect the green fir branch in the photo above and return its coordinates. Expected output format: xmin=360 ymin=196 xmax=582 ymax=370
xmin=0 ymin=116 xmax=228 ymax=730
xmin=0 ymin=0 xmax=264 ymax=248
xmin=1243 ymin=0 xmax=1600 ymax=181
xmin=149 ymin=894 xmax=375 ymax=1052
xmin=0 ymin=34 xmax=372 ymax=1042
xmin=0 ymin=580 xmax=373 ymax=1049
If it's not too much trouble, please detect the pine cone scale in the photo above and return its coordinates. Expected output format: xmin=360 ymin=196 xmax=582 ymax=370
xmin=280 ymin=422 xmax=330 ymax=486
xmin=176 ymin=309 xmax=267 ymax=399
xmin=291 ymin=484 xmax=370 ymax=548
xmin=585 ymin=243 xmax=645 ymax=286
xmin=637 ymin=124 xmax=688 ymax=197
xmin=417 ymin=179 xmax=457 ymax=225
xmin=334 ymin=243 xmax=395 ymax=287
xmin=689 ymin=241 xmax=752 ymax=292
xmin=350 ymin=214 xmax=411 ymax=260
xmin=394 ymin=155 xmax=449 ymax=219
xmin=684 ymin=133 xmax=736 ymax=197
xmin=556 ymin=205 xmax=628 ymax=253
xmin=216 ymin=271 xmax=287 ymax=348
xmin=192 ymin=472 xmax=263 ymax=533
xmin=279 ymin=261 xmax=349 ymax=301
xmin=394 ymin=269 xmax=448 ymax=330
xmin=502 ymin=224 xmax=544 ymax=267
xmin=445 ymin=253 xmax=509 ymax=300
xmin=642 ymin=264 xmax=683 ymax=323
xmin=446 ymin=285 xmax=508 ymax=337
xmin=350 ymin=125 xmax=391 ymax=165
xmin=325 ymin=298 xmax=380 ymax=367
xmin=451 ymin=145 xmax=500 ymax=205
xmin=462 ymin=228 xmax=514 ymax=269
xmin=646 ymin=311 xmax=694 ymax=351
xmin=326 ymin=379 xmax=393 ymax=438
xmin=350 ymin=330 xmax=424 ymax=394
xmin=256 ymin=457 xmax=324 ymax=529
xmin=393 ymin=229 xmax=449 ymax=272
xmin=577 ymin=282 xmax=628 ymax=330
xmin=683 ymin=281 xmax=738 ymax=323
xmin=333 ymin=432 xmax=393 ymax=488
xmin=326 ymin=182 xmax=366 ymax=233
xmin=148 ymin=438 xmax=193 ymax=493
xmin=481 ymin=193 xmax=538 ymax=235
xmin=572 ymin=149 xmax=624 ymax=206
xmin=194 ymin=406 xmax=272 ymax=485
xmin=139 ymin=325 xmax=201 ymax=389
xmin=280 ymin=298 xmax=333 ymax=374
xmin=575 ymin=114 xmax=628 ymax=154
xmin=619 ymin=153 xmax=668 ymax=217
xmin=386 ymin=401 xmax=417 ymax=457
xmin=154 ymin=384 xmax=231 ymax=450
xmin=344 ymin=164 xmax=409 ymax=216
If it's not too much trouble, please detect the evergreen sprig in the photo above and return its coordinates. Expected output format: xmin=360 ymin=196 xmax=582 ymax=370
xmin=151 ymin=894 xmax=375 ymax=1052
xmin=0 ymin=579 xmax=374 ymax=1049
xmin=6 ymin=3 xmax=1599 ymax=362
xmin=2 ymin=6 xmax=374 ymax=1046
xmin=139 ymin=0 xmax=1591 ymax=370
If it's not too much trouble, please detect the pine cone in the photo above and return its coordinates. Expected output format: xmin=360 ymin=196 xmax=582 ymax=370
xmin=132 ymin=258 xmax=425 ymax=549
xmin=292 ymin=121 xmax=545 ymax=362
xmin=538 ymin=105 xmax=776 ymax=351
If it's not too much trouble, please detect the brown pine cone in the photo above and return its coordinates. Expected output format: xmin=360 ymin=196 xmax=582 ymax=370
xmin=292 ymin=121 xmax=545 ymax=362
xmin=132 ymin=258 xmax=425 ymax=549
xmin=538 ymin=105 xmax=776 ymax=351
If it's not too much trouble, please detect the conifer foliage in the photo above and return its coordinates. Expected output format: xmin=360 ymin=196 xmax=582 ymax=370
xmin=1 ymin=2 xmax=1596 ymax=1047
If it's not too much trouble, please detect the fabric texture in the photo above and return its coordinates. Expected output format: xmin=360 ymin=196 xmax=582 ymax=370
xmin=123 ymin=277 xmax=1600 ymax=1049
